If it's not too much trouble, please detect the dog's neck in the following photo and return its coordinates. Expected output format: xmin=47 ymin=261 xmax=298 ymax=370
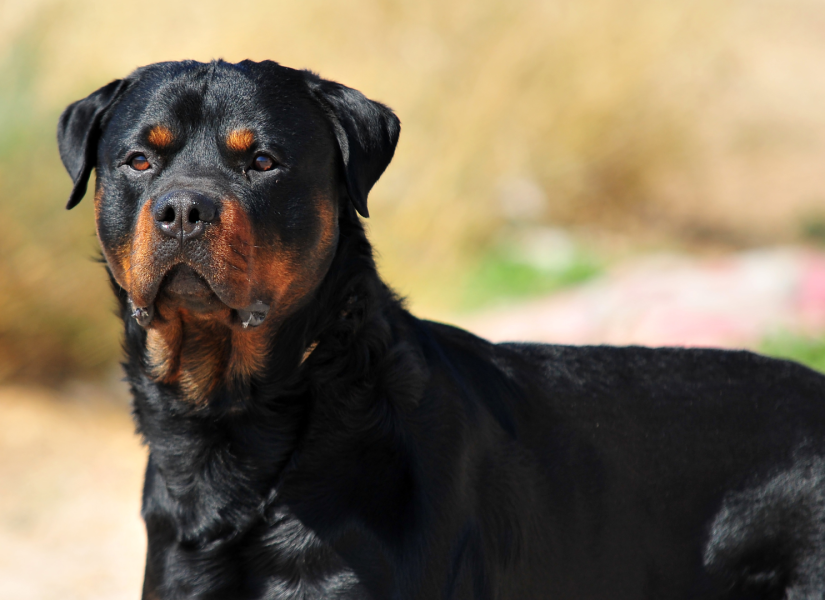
xmin=120 ymin=214 xmax=416 ymax=545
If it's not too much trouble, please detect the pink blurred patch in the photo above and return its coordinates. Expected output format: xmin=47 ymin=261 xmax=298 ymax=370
xmin=797 ymin=254 xmax=825 ymax=329
xmin=454 ymin=249 xmax=825 ymax=349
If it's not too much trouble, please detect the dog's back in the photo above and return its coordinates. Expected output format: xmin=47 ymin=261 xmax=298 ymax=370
xmin=424 ymin=323 xmax=825 ymax=598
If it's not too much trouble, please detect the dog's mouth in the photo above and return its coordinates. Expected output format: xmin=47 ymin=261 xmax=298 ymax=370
xmin=129 ymin=264 xmax=270 ymax=329
xmin=161 ymin=265 xmax=221 ymax=308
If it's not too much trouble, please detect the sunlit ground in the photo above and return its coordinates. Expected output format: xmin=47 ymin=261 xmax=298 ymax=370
xmin=0 ymin=384 xmax=145 ymax=600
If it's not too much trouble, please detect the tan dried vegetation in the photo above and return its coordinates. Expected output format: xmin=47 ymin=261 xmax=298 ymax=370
xmin=1 ymin=0 xmax=824 ymax=382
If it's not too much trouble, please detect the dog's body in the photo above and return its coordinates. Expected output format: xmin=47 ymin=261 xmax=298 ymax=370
xmin=58 ymin=60 xmax=825 ymax=599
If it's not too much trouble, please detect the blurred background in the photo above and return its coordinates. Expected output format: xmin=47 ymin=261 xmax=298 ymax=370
xmin=2 ymin=0 xmax=825 ymax=597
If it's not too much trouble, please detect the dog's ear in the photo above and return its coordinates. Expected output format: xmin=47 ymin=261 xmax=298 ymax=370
xmin=305 ymin=74 xmax=400 ymax=218
xmin=57 ymin=78 xmax=129 ymax=210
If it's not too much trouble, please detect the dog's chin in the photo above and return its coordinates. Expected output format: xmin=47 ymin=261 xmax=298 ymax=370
xmin=157 ymin=265 xmax=227 ymax=314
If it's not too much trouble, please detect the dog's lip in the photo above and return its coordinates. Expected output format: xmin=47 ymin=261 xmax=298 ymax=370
xmin=162 ymin=265 xmax=215 ymax=298
xmin=143 ymin=262 xmax=222 ymax=306
xmin=129 ymin=262 xmax=271 ymax=328
xmin=156 ymin=264 xmax=224 ymax=312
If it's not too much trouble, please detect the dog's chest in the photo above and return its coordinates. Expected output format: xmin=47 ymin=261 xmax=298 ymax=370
xmin=142 ymin=451 xmax=382 ymax=599
xmin=242 ymin=511 xmax=376 ymax=599
xmin=153 ymin=507 xmax=377 ymax=599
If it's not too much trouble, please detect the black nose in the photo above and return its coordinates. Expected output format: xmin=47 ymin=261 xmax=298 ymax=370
xmin=153 ymin=190 xmax=218 ymax=240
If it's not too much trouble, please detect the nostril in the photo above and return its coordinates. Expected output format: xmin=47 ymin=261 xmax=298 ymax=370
xmin=153 ymin=190 xmax=217 ymax=240
xmin=194 ymin=199 xmax=217 ymax=223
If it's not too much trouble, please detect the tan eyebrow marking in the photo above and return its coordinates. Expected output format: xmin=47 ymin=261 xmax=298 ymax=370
xmin=226 ymin=129 xmax=255 ymax=152
xmin=147 ymin=125 xmax=174 ymax=148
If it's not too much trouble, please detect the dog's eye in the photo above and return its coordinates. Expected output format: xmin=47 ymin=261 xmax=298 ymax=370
xmin=129 ymin=154 xmax=151 ymax=171
xmin=252 ymin=154 xmax=274 ymax=172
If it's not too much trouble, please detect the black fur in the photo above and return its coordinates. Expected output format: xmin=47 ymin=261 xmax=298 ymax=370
xmin=58 ymin=77 xmax=130 ymax=209
xmin=305 ymin=72 xmax=400 ymax=218
xmin=60 ymin=60 xmax=825 ymax=599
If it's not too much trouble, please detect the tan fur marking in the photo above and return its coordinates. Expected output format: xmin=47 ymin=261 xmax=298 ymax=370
xmin=147 ymin=125 xmax=174 ymax=148
xmin=94 ymin=184 xmax=104 ymax=222
xmin=126 ymin=199 xmax=160 ymax=305
xmin=146 ymin=305 xmax=233 ymax=403
xmin=205 ymin=199 xmax=270 ymax=380
xmin=300 ymin=341 xmax=319 ymax=364
xmin=257 ymin=192 xmax=338 ymax=313
xmin=315 ymin=194 xmax=338 ymax=253
xmin=235 ymin=192 xmax=338 ymax=338
xmin=94 ymin=183 xmax=126 ymax=276
xmin=95 ymin=183 xmax=119 ymax=271
xmin=177 ymin=314 xmax=229 ymax=402
xmin=228 ymin=326 xmax=269 ymax=380
xmin=146 ymin=305 xmax=183 ymax=383
xmin=138 ymin=189 xmax=339 ymax=399
xmin=206 ymin=199 xmax=255 ymax=290
xmin=226 ymin=129 xmax=255 ymax=152
xmin=141 ymin=198 xmax=266 ymax=398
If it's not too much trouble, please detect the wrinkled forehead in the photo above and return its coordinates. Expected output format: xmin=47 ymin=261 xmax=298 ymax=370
xmin=103 ymin=62 xmax=329 ymax=150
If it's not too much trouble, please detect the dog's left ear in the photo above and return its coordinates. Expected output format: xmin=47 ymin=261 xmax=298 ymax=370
xmin=305 ymin=73 xmax=400 ymax=218
xmin=57 ymin=78 xmax=130 ymax=210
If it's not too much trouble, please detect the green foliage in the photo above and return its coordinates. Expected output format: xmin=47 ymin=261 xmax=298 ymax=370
xmin=801 ymin=213 xmax=825 ymax=245
xmin=460 ymin=236 xmax=602 ymax=310
xmin=759 ymin=333 xmax=825 ymax=374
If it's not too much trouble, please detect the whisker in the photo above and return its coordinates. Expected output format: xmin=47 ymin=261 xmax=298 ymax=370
xmin=229 ymin=247 xmax=248 ymax=260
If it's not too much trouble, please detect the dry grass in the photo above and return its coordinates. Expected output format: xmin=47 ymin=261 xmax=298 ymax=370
xmin=2 ymin=0 xmax=825 ymax=381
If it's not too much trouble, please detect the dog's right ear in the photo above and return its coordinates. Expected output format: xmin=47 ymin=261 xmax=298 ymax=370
xmin=57 ymin=78 xmax=129 ymax=210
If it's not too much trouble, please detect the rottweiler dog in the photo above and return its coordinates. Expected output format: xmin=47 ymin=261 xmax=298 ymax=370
xmin=58 ymin=60 xmax=825 ymax=599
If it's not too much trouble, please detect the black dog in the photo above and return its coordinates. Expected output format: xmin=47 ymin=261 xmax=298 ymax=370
xmin=59 ymin=60 xmax=825 ymax=599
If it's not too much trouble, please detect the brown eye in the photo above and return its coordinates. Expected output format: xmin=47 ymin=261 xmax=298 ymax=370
xmin=252 ymin=154 xmax=274 ymax=172
xmin=129 ymin=154 xmax=151 ymax=171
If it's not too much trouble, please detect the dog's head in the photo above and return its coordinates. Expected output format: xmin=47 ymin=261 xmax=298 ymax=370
xmin=58 ymin=60 xmax=399 ymax=332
